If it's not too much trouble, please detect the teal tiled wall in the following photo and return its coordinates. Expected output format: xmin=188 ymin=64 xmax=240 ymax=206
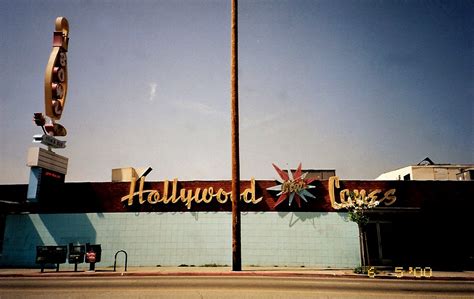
xmin=0 ymin=212 xmax=360 ymax=268
xmin=242 ymin=212 xmax=360 ymax=267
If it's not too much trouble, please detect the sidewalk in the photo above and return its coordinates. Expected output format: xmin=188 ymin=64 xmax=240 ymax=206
xmin=1 ymin=266 xmax=473 ymax=281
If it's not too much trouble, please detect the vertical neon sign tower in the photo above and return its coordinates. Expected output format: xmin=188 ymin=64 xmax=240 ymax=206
xmin=27 ymin=17 xmax=70 ymax=201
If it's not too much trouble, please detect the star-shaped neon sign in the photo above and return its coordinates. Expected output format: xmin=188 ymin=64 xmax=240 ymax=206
xmin=266 ymin=163 xmax=316 ymax=208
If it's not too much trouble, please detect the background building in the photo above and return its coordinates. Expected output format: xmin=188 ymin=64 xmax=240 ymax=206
xmin=376 ymin=158 xmax=474 ymax=181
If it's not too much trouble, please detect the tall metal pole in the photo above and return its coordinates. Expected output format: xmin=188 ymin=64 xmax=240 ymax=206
xmin=230 ymin=0 xmax=241 ymax=271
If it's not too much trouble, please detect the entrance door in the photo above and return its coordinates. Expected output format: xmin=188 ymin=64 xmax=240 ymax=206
xmin=367 ymin=221 xmax=395 ymax=266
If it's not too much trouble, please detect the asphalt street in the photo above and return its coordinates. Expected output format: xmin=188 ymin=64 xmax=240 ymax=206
xmin=1 ymin=276 xmax=474 ymax=299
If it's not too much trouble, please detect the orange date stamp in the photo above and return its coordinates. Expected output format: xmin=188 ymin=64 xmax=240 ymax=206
xmin=367 ymin=266 xmax=432 ymax=278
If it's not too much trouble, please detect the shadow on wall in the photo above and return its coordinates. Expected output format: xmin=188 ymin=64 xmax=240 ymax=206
xmin=0 ymin=211 xmax=99 ymax=267
xmin=0 ymin=215 xmax=44 ymax=267
xmin=39 ymin=214 xmax=97 ymax=247
xmin=277 ymin=212 xmax=329 ymax=228
xmin=132 ymin=211 xmax=225 ymax=221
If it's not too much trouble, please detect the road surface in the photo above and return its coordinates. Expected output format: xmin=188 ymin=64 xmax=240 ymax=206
xmin=1 ymin=276 xmax=473 ymax=298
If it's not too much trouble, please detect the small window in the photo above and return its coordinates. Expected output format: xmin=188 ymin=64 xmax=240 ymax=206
xmin=403 ymin=174 xmax=411 ymax=181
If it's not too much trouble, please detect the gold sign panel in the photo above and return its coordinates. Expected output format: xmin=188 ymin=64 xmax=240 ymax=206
xmin=328 ymin=176 xmax=397 ymax=209
xmin=121 ymin=177 xmax=263 ymax=210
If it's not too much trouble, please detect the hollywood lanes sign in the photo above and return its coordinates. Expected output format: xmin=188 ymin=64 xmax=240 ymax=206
xmin=119 ymin=175 xmax=398 ymax=212
xmin=8 ymin=173 xmax=474 ymax=214
xmin=4 ymin=179 xmax=472 ymax=214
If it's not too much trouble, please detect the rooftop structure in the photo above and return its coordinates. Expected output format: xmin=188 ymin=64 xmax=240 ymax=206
xmin=376 ymin=158 xmax=474 ymax=181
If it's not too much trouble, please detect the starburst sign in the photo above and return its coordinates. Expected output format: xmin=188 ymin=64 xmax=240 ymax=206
xmin=267 ymin=163 xmax=316 ymax=208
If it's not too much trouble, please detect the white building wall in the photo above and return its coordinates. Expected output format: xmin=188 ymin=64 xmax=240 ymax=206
xmin=375 ymin=166 xmax=412 ymax=180
xmin=377 ymin=165 xmax=474 ymax=181
xmin=447 ymin=168 xmax=462 ymax=180
xmin=412 ymin=167 xmax=436 ymax=180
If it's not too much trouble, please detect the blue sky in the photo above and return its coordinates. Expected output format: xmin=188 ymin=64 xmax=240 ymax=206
xmin=0 ymin=0 xmax=472 ymax=183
